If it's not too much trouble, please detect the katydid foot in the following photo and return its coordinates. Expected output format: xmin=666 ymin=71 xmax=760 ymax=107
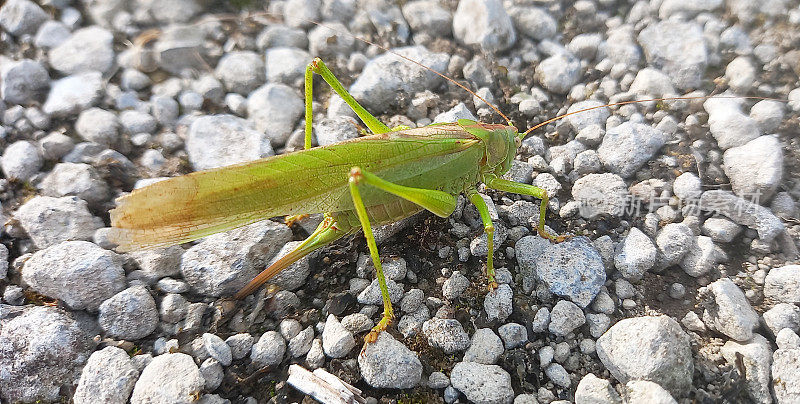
xmin=363 ymin=313 xmax=394 ymax=345
xmin=283 ymin=214 xmax=309 ymax=227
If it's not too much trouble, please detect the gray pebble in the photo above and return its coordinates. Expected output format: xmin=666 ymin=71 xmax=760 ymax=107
xmin=257 ymin=25 xmax=308 ymax=50
xmin=40 ymin=162 xmax=110 ymax=205
xmin=453 ymin=0 xmax=515 ymax=53
xmin=130 ymin=353 xmax=204 ymax=404
xmin=764 ymin=265 xmax=800 ymax=304
xmin=700 ymin=190 xmax=784 ymax=244
xmin=265 ymin=47 xmax=309 ymax=85
xmin=400 ymin=288 xmax=424 ymax=313
xmin=1 ymin=59 xmax=50 ymax=104
xmin=247 ymin=83 xmax=304 ymax=147
xmin=0 ymin=306 xmax=93 ymax=403
xmin=0 ymin=0 xmax=49 ymax=36
xmin=250 ymin=331 xmax=286 ymax=368
xmin=536 ymin=54 xmax=581 ymax=95
xmin=701 ymin=217 xmax=742 ymax=243
xmin=43 ymin=72 xmax=104 ymax=117
xmin=722 ymin=135 xmax=783 ymax=201
xmin=215 ymin=51 xmax=265 ymax=95
xmin=498 ymin=322 xmax=528 ymax=349
xmin=655 ymin=223 xmax=694 ymax=268
xmin=288 ymin=326 xmax=315 ymax=357
xmin=549 ymin=300 xmax=586 ymax=336
xmin=226 ymin=333 xmax=254 ymax=361
xmin=307 ymin=22 xmax=355 ymax=58
xmin=74 ymin=346 xmax=139 ymax=404
xmin=75 ymin=108 xmax=120 ymax=146
xmin=598 ymin=122 xmax=666 ymax=178
xmin=575 ymin=373 xmax=621 ymax=404
xmin=322 ymin=314 xmax=355 ymax=358
xmin=187 ymin=114 xmax=274 ymax=171
xmin=98 ymin=286 xmax=158 ymax=340
xmin=305 ymin=338 xmax=325 ymax=369
xmin=596 ymin=315 xmax=693 ymax=397
xmin=770 ymin=345 xmax=800 ymax=402
xmin=545 ymin=363 xmax=571 ymax=388
xmin=614 ymin=227 xmax=656 ymax=281
xmin=203 ymin=333 xmax=233 ymax=366
xmin=704 ymin=98 xmax=761 ymax=150
xmin=49 ymin=26 xmax=115 ymax=75
xmin=199 ymin=358 xmax=223 ymax=391
xmin=428 ymin=371 xmax=450 ymax=389
xmin=422 ymin=317 xmax=470 ymax=353
xmin=571 ymin=173 xmax=630 ymax=218
xmin=22 ymin=240 xmax=125 ymax=311
xmin=638 ymin=21 xmax=707 ymax=90
xmin=484 ymin=283 xmax=513 ymax=322
xmin=442 ymin=270 xmax=470 ymax=300
xmin=358 ymin=332 xmax=422 ymax=389
xmin=357 ymin=279 xmax=404 ymax=305
xmin=763 ymin=303 xmax=800 ymax=336
xmin=1 ymin=140 xmax=42 ymax=181
xmin=450 ymin=362 xmax=514 ymax=404
xmin=463 ymin=328 xmax=503 ymax=365
xmin=315 ymin=116 xmax=359 ymax=146
xmin=402 ymin=0 xmax=452 ymax=38
xmin=679 ymin=235 xmax=724 ymax=277
xmin=341 ymin=313 xmax=373 ymax=334
xmin=159 ymin=293 xmax=188 ymax=324
xmin=16 ymin=196 xmax=102 ymax=248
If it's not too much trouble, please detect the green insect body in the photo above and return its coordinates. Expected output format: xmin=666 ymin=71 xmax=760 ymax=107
xmin=109 ymin=58 xmax=559 ymax=343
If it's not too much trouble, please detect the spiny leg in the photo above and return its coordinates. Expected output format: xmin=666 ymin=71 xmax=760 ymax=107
xmin=348 ymin=166 xmax=458 ymax=344
xmin=484 ymin=176 xmax=569 ymax=242
xmin=305 ymin=58 xmax=390 ymax=150
xmin=466 ymin=188 xmax=498 ymax=291
xmin=234 ymin=214 xmax=353 ymax=299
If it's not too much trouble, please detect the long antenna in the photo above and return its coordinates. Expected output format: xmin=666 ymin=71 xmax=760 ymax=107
xmin=519 ymin=95 xmax=789 ymax=139
xmin=205 ymin=11 xmax=513 ymax=126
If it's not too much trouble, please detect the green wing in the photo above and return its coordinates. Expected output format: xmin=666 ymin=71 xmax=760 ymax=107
xmin=109 ymin=124 xmax=481 ymax=251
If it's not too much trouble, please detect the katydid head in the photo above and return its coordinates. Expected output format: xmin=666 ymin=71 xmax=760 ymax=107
xmin=457 ymin=119 xmax=519 ymax=177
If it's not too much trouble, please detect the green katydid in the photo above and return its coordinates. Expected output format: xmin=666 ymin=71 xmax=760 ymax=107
xmin=108 ymin=50 xmax=761 ymax=344
xmin=109 ymin=54 xmax=573 ymax=343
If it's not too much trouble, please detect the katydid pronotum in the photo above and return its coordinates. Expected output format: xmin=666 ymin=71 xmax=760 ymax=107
xmin=108 ymin=37 xmax=774 ymax=345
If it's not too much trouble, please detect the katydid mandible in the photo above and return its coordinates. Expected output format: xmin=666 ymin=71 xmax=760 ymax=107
xmin=109 ymin=57 xmax=561 ymax=343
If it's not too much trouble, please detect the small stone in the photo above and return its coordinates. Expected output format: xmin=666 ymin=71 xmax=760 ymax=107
xmin=510 ymin=6 xmax=556 ymax=40
xmin=358 ymin=332 xmax=422 ymax=389
xmin=1 ymin=59 xmax=49 ymax=104
xmin=130 ymin=353 xmax=204 ymax=404
xmin=764 ymin=265 xmax=800 ymax=304
xmin=159 ymin=293 xmax=188 ymax=324
xmin=288 ymin=327 xmax=314 ymax=358
xmin=422 ymin=317 xmax=470 ymax=353
xmin=442 ymin=271 xmax=470 ymax=300
xmin=725 ymin=56 xmax=756 ymax=92
xmin=518 ymin=236 xmax=606 ymax=307
xmin=74 ymin=347 xmax=139 ymax=404
xmin=250 ymin=331 xmax=286 ymax=368
xmin=49 ymin=26 xmax=115 ymax=75
xmin=484 ymin=283 xmax=513 ymax=322
xmin=596 ymin=315 xmax=693 ymax=397
xmin=215 ymin=51 xmax=265 ymax=95
xmin=700 ymin=190 xmax=784 ymax=244
xmin=340 ymin=313 xmax=373 ymax=334
xmin=22 ymin=241 xmax=125 ymax=311
xmin=545 ymin=363 xmax=571 ymax=388
xmin=723 ymin=135 xmax=783 ymax=201
xmin=0 ymin=0 xmax=49 ymax=36
xmin=680 ymin=235 xmax=724 ymax=277
xmin=357 ymin=279 xmax=404 ymax=305
xmin=614 ymin=227 xmax=657 ymax=281
xmin=701 ymin=278 xmax=759 ymax=341
xmin=322 ymin=314 xmax=355 ymax=358
xmin=428 ymin=371 xmax=450 ymax=389
xmin=701 ymin=217 xmax=742 ymax=243
xmin=40 ymin=162 xmax=110 ymax=206
xmin=463 ymin=328 xmax=504 ymax=365
xmin=305 ymin=338 xmax=325 ymax=369
xmin=198 ymin=358 xmax=223 ymax=392
xmin=575 ymin=373 xmax=622 ymax=404
xmin=625 ymin=380 xmax=677 ymax=404
xmin=16 ymin=196 xmax=103 ymax=249
xmin=225 ymin=333 xmax=254 ymax=361
xmin=43 ymin=72 xmax=104 ymax=117
xmin=572 ymin=173 xmax=631 ymax=219
xmin=0 ymin=306 xmax=93 ymax=403
xmin=450 ymin=362 xmax=514 ymax=404
xmin=598 ymin=122 xmax=666 ymax=178
xmin=498 ymin=323 xmax=528 ymax=349
xmin=453 ymin=0 xmax=515 ymax=53
xmin=549 ymin=300 xmax=586 ymax=336
xmin=1 ymin=140 xmax=42 ymax=181
xmin=247 ymin=83 xmax=304 ymax=147
xmin=536 ymin=54 xmax=581 ymax=95
xmin=771 ymin=347 xmax=800 ymax=402
xmin=638 ymin=21 xmax=708 ymax=90
xmin=264 ymin=47 xmax=310 ymax=85
xmin=98 ymin=286 xmax=159 ymax=340
xmin=203 ymin=333 xmax=233 ymax=366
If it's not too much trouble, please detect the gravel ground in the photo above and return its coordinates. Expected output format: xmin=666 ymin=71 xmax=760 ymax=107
xmin=1 ymin=0 xmax=800 ymax=403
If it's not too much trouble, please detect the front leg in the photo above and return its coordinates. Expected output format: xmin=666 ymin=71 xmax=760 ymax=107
xmin=484 ymin=176 xmax=570 ymax=242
